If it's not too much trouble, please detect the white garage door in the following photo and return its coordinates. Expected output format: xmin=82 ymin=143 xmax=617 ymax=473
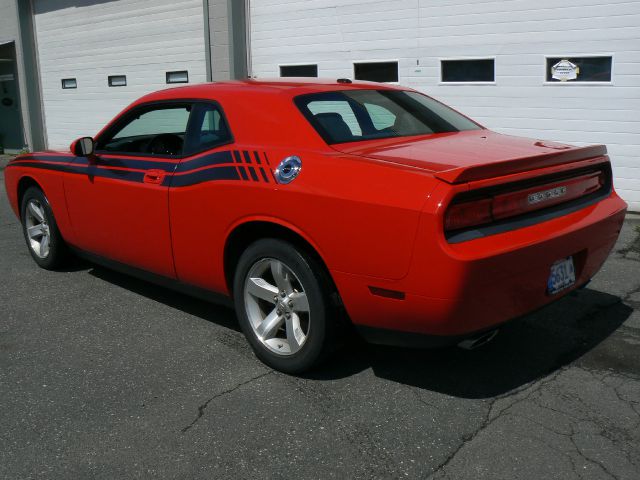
xmin=34 ymin=0 xmax=207 ymax=150
xmin=250 ymin=0 xmax=640 ymax=212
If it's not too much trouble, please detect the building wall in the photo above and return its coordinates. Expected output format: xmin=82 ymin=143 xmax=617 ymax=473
xmin=0 ymin=0 xmax=29 ymax=149
xmin=33 ymin=0 xmax=208 ymax=149
xmin=249 ymin=0 xmax=640 ymax=211
xmin=209 ymin=0 xmax=231 ymax=80
xmin=208 ymin=0 xmax=248 ymax=81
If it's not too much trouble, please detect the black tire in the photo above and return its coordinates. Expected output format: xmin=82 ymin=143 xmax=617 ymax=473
xmin=20 ymin=186 xmax=69 ymax=270
xmin=233 ymin=238 xmax=337 ymax=374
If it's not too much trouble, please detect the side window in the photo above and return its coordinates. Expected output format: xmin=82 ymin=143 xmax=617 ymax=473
xmin=307 ymin=100 xmax=362 ymax=142
xmin=100 ymin=105 xmax=191 ymax=156
xmin=184 ymin=103 xmax=232 ymax=155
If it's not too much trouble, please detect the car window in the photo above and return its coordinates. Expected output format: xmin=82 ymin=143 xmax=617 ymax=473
xmin=307 ymin=100 xmax=362 ymax=138
xmin=184 ymin=103 xmax=232 ymax=155
xmin=99 ymin=105 xmax=191 ymax=156
xmin=295 ymin=89 xmax=482 ymax=144
xmin=364 ymin=103 xmax=396 ymax=130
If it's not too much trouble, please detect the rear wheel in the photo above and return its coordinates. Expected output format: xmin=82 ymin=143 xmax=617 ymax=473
xmin=233 ymin=238 xmax=336 ymax=373
xmin=20 ymin=186 xmax=68 ymax=270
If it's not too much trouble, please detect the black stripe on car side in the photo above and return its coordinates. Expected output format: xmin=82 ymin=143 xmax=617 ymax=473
xmin=20 ymin=151 xmax=254 ymax=173
xmin=86 ymin=166 xmax=146 ymax=182
xmin=17 ymin=155 xmax=80 ymax=164
xmin=16 ymin=151 xmax=231 ymax=174
xmin=14 ymin=158 xmax=244 ymax=188
xmin=167 ymin=166 xmax=240 ymax=187
xmin=240 ymin=151 xmax=260 ymax=182
xmin=174 ymin=150 xmax=233 ymax=173
xmin=7 ymin=161 xmax=146 ymax=183
xmin=18 ymin=155 xmax=177 ymax=172
xmin=92 ymin=157 xmax=177 ymax=172
xmin=248 ymin=166 xmax=259 ymax=182
xmin=6 ymin=162 xmax=81 ymax=174
xmin=252 ymin=151 xmax=270 ymax=183
xmin=232 ymin=150 xmax=249 ymax=181
xmin=263 ymin=152 xmax=277 ymax=182
xmin=10 ymin=150 xmax=270 ymax=187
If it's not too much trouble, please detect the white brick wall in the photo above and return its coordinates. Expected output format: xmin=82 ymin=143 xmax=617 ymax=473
xmin=33 ymin=0 xmax=207 ymax=150
xmin=250 ymin=0 xmax=640 ymax=211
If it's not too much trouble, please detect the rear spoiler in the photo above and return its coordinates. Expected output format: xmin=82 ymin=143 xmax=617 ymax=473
xmin=434 ymin=144 xmax=608 ymax=184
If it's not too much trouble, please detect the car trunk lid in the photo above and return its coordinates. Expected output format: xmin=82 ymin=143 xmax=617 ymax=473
xmin=332 ymin=130 xmax=607 ymax=184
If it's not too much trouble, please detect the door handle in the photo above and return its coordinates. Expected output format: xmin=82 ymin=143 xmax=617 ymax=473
xmin=144 ymin=169 xmax=166 ymax=184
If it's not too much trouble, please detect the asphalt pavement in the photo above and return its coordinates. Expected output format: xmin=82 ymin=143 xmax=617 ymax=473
xmin=1 ymin=163 xmax=639 ymax=479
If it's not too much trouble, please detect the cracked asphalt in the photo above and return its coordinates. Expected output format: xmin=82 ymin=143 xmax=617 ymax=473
xmin=1 ymin=162 xmax=639 ymax=479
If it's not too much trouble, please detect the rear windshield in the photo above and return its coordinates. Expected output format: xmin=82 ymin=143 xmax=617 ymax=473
xmin=295 ymin=89 xmax=482 ymax=144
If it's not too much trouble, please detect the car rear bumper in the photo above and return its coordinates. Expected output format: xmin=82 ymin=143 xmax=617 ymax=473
xmin=332 ymin=193 xmax=627 ymax=342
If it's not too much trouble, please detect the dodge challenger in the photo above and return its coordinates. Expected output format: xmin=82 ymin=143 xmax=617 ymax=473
xmin=3 ymin=79 xmax=627 ymax=372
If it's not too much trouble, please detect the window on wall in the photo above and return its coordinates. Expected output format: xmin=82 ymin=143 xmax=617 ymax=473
xmin=166 ymin=70 xmax=189 ymax=84
xmin=280 ymin=64 xmax=318 ymax=77
xmin=441 ymin=59 xmax=495 ymax=82
xmin=546 ymin=56 xmax=612 ymax=82
xmin=61 ymin=78 xmax=77 ymax=89
xmin=108 ymin=75 xmax=127 ymax=87
xmin=353 ymin=62 xmax=399 ymax=83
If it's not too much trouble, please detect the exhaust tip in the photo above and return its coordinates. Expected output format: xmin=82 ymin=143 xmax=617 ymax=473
xmin=457 ymin=329 xmax=499 ymax=350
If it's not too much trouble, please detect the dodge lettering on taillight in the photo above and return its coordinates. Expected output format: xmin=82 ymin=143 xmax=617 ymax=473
xmin=528 ymin=186 xmax=567 ymax=205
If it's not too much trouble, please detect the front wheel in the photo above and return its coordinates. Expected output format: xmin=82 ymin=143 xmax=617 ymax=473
xmin=233 ymin=239 xmax=336 ymax=373
xmin=20 ymin=186 xmax=68 ymax=270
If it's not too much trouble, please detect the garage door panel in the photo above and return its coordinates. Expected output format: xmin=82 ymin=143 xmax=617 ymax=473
xmin=34 ymin=0 xmax=206 ymax=149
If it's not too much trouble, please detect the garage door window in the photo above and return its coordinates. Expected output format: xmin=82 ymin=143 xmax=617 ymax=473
xmin=280 ymin=64 xmax=318 ymax=77
xmin=166 ymin=71 xmax=189 ymax=84
xmin=546 ymin=56 xmax=612 ymax=82
xmin=98 ymin=105 xmax=192 ymax=156
xmin=61 ymin=78 xmax=77 ymax=89
xmin=108 ymin=75 xmax=127 ymax=87
xmin=441 ymin=59 xmax=495 ymax=83
xmin=354 ymin=62 xmax=399 ymax=83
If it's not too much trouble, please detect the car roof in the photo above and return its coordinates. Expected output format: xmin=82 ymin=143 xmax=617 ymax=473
xmin=135 ymin=78 xmax=410 ymax=104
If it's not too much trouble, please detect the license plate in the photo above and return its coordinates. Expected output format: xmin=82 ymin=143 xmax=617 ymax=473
xmin=547 ymin=257 xmax=576 ymax=295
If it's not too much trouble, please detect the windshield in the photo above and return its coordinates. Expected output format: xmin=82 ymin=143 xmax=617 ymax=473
xmin=295 ymin=89 xmax=482 ymax=144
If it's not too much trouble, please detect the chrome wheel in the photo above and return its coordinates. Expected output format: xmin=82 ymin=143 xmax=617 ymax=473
xmin=244 ymin=258 xmax=310 ymax=356
xmin=25 ymin=199 xmax=51 ymax=258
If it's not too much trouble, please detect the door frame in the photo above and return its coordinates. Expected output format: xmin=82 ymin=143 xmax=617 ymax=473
xmin=0 ymin=41 xmax=25 ymax=153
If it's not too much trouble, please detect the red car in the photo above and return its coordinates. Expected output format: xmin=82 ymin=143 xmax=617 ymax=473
xmin=4 ymin=79 xmax=627 ymax=372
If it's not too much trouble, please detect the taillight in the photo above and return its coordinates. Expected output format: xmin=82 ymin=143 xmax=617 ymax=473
xmin=444 ymin=198 xmax=492 ymax=231
xmin=444 ymin=171 xmax=605 ymax=232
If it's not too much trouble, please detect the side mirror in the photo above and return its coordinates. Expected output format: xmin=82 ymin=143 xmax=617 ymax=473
xmin=71 ymin=137 xmax=95 ymax=157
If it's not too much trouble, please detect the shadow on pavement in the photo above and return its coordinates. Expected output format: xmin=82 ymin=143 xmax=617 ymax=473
xmin=82 ymin=264 xmax=632 ymax=399
xmin=88 ymin=265 xmax=240 ymax=332
xmin=312 ymin=288 xmax=632 ymax=398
